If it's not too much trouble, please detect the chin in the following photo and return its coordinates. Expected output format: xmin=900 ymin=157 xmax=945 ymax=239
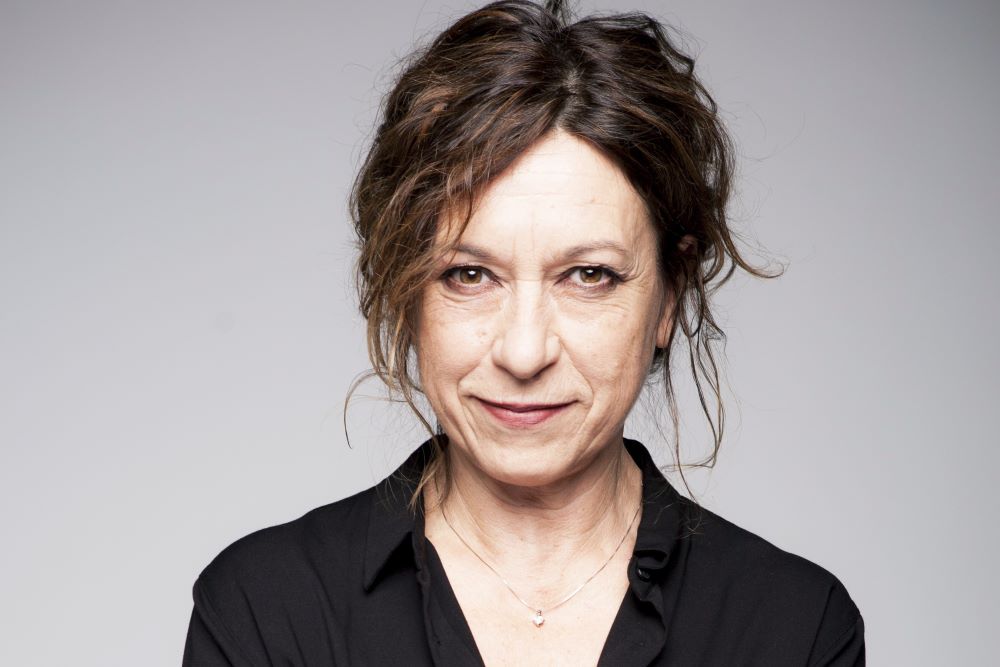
xmin=465 ymin=434 xmax=591 ymax=488
xmin=480 ymin=463 xmax=569 ymax=489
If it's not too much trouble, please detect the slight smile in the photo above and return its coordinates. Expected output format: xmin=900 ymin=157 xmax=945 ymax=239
xmin=475 ymin=398 xmax=574 ymax=428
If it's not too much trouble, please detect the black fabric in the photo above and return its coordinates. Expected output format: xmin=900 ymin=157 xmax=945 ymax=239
xmin=183 ymin=438 xmax=865 ymax=666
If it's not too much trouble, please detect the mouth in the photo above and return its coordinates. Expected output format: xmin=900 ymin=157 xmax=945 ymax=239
xmin=475 ymin=398 xmax=574 ymax=428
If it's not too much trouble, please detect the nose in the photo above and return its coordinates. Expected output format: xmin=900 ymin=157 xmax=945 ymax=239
xmin=491 ymin=283 xmax=560 ymax=380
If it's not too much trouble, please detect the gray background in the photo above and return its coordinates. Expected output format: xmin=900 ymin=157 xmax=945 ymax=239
xmin=2 ymin=0 xmax=997 ymax=664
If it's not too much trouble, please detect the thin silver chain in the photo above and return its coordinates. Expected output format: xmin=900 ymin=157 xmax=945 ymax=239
xmin=439 ymin=493 xmax=642 ymax=623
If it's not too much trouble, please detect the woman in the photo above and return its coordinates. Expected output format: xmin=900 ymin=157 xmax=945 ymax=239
xmin=183 ymin=1 xmax=864 ymax=665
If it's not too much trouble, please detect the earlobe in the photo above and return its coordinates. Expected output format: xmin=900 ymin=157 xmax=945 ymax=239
xmin=677 ymin=233 xmax=696 ymax=254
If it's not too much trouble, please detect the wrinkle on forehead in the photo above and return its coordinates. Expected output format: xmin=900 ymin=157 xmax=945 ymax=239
xmin=479 ymin=131 xmax=642 ymax=211
xmin=436 ymin=130 xmax=654 ymax=272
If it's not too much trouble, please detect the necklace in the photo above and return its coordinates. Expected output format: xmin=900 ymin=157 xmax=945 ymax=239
xmin=439 ymin=494 xmax=642 ymax=628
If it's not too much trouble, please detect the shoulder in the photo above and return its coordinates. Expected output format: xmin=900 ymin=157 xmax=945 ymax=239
xmin=200 ymin=485 xmax=371 ymax=580
xmin=677 ymin=502 xmax=864 ymax=664
xmin=184 ymin=487 xmax=380 ymax=663
xmin=683 ymin=502 xmax=851 ymax=596
xmin=191 ymin=485 xmax=374 ymax=619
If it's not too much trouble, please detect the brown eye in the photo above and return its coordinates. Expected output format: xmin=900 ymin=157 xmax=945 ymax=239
xmin=567 ymin=266 xmax=621 ymax=290
xmin=445 ymin=266 xmax=489 ymax=287
xmin=458 ymin=268 xmax=483 ymax=284
xmin=578 ymin=267 xmax=604 ymax=284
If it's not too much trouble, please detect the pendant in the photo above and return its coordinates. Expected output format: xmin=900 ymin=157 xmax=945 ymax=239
xmin=531 ymin=610 xmax=545 ymax=628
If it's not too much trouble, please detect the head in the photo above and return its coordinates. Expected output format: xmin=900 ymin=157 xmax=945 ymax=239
xmin=350 ymin=0 xmax=776 ymax=503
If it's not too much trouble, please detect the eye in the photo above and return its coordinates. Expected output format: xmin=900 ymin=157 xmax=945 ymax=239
xmin=443 ymin=265 xmax=491 ymax=288
xmin=568 ymin=266 xmax=620 ymax=288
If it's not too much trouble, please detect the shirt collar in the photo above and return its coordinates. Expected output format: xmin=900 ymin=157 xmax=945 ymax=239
xmin=624 ymin=437 xmax=686 ymax=577
xmin=362 ymin=437 xmax=685 ymax=592
xmin=363 ymin=440 xmax=433 ymax=591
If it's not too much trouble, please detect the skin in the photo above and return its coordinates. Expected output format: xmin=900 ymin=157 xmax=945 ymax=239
xmin=417 ymin=129 xmax=687 ymax=664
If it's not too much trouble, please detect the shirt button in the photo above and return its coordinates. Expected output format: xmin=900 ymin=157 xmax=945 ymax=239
xmin=636 ymin=567 xmax=651 ymax=581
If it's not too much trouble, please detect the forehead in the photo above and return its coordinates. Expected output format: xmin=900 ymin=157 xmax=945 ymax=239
xmin=440 ymin=130 xmax=653 ymax=254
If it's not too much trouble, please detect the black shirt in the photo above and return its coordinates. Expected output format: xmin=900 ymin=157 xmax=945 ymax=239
xmin=182 ymin=439 xmax=865 ymax=665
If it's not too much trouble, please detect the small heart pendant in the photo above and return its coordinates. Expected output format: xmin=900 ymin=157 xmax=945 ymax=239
xmin=531 ymin=611 xmax=545 ymax=627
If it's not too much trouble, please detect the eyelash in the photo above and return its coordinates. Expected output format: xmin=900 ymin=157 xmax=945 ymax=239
xmin=441 ymin=265 xmax=624 ymax=292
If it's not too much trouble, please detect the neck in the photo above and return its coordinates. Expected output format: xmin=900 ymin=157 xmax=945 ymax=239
xmin=426 ymin=437 xmax=643 ymax=583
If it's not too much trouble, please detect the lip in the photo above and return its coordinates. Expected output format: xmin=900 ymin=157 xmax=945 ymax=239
xmin=476 ymin=398 xmax=574 ymax=428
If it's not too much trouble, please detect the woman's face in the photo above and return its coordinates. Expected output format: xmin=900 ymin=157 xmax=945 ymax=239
xmin=416 ymin=130 xmax=675 ymax=488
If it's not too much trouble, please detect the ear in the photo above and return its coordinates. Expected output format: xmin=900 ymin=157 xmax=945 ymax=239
xmin=676 ymin=233 xmax=696 ymax=255
xmin=654 ymin=234 xmax=695 ymax=349
xmin=655 ymin=288 xmax=676 ymax=350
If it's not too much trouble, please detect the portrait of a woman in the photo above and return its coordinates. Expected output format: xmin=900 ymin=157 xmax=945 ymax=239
xmin=182 ymin=1 xmax=863 ymax=664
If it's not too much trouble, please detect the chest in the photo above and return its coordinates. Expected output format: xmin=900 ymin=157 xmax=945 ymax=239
xmin=463 ymin=597 xmax=627 ymax=667
xmin=432 ymin=545 xmax=633 ymax=667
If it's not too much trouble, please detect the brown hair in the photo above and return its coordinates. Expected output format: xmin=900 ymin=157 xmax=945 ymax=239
xmin=349 ymin=0 xmax=780 ymax=507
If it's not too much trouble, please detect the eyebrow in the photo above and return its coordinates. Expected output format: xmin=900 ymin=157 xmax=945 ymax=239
xmin=451 ymin=243 xmax=495 ymax=260
xmin=560 ymin=241 xmax=631 ymax=260
xmin=451 ymin=240 xmax=631 ymax=262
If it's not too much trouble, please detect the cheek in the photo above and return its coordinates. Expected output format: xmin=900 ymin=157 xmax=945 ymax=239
xmin=559 ymin=300 xmax=658 ymax=392
xmin=416 ymin=296 xmax=494 ymax=395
